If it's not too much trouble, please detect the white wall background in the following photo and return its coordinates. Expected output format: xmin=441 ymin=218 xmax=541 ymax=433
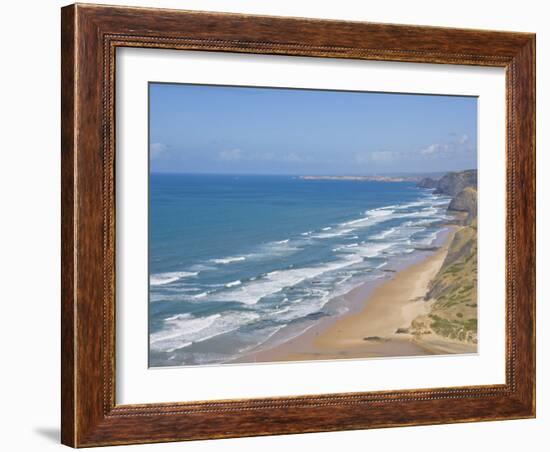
xmin=0 ymin=1 xmax=545 ymax=450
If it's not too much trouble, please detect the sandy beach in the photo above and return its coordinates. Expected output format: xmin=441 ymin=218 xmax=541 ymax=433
xmin=237 ymin=226 xmax=476 ymax=364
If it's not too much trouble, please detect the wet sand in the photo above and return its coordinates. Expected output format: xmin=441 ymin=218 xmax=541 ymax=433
xmin=237 ymin=226 xmax=475 ymax=363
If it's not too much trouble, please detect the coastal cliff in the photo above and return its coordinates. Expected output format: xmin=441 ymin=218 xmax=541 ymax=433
xmin=448 ymin=187 xmax=477 ymax=224
xmin=417 ymin=169 xmax=477 ymax=196
xmin=416 ymin=177 xmax=439 ymax=189
xmin=409 ymin=170 xmax=478 ymax=344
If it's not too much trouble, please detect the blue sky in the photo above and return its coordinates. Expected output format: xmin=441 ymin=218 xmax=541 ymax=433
xmin=149 ymin=83 xmax=477 ymax=175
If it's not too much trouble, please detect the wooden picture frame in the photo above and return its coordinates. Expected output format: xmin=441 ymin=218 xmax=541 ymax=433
xmin=61 ymin=3 xmax=535 ymax=447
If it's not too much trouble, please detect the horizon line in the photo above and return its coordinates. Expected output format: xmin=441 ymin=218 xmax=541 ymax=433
xmin=149 ymin=169 xmax=477 ymax=177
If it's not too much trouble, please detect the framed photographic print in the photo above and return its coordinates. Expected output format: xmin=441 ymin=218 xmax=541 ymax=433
xmin=61 ymin=3 xmax=536 ymax=447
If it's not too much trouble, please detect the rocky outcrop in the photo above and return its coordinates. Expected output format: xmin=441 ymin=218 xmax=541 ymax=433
xmin=417 ymin=177 xmax=439 ymax=189
xmin=416 ymin=169 xmax=477 ymax=197
xmin=448 ymin=186 xmax=477 ymax=224
xmin=434 ymin=169 xmax=477 ymax=196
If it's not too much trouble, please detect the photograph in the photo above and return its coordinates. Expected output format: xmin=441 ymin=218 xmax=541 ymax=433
xmin=148 ymin=83 xmax=479 ymax=367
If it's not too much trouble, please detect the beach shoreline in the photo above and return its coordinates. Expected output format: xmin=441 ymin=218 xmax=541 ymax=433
xmin=235 ymin=225 xmax=476 ymax=364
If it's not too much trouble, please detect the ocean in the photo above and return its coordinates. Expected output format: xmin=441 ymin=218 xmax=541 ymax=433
xmin=148 ymin=174 xmax=452 ymax=366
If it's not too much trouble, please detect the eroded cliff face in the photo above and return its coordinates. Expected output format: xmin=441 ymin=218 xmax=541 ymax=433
xmin=448 ymin=187 xmax=477 ymax=224
xmin=434 ymin=169 xmax=477 ymax=196
xmin=417 ymin=177 xmax=439 ymax=189
xmin=409 ymin=171 xmax=478 ymax=344
xmin=417 ymin=169 xmax=477 ymax=197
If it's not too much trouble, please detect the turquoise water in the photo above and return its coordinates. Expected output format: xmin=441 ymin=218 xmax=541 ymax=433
xmin=148 ymin=174 xmax=451 ymax=366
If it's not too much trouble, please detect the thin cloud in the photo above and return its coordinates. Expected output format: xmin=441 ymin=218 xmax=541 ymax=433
xmin=370 ymin=150 xmax=400 ymax=161
xmin=354 ymin=132 xmax=474 ymax=167
xmin=282 ymin=153 xmax=304 ymax=162
xmin=418 ymin=134 xmax=472 ymax=158
xmin=419 ymin=143 xmax=449 ymax=156
xmin=150 ymin=142 xmax=168 ymax=159
xmin=458 ymin=133 xmax=469 ymax=144
xmin=218 ymin=149 xmax=306 ymax=163
xmin=218 ymin=149 xmax=244 ymax=160
xmin=355 ymin=150 xmax=404 ymax=164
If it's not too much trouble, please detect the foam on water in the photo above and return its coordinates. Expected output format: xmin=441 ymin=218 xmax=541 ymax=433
xmin=210 ymin=256 xmax=246 ymax=265
xmin=150 ymin=271 xmax=198 ymax=286
xmin=252 ymin=240 xmax=302 ymax=257
xmin=150 ymin=311 xmax=260 ymax=353
xmin=417 ymin=231 xmax=439 ymax=246
xmin=371 ymin=227 xmax=397 ymax=240
xmin=225 ymin=280 xmax=242 ymax=288
xmin=313 ymin=228 xmax=354 ymax=239
xmin=353 ymin=242 xmax=393 ymax=258
xmin=211 ymin=254 xmax=363 ymax=305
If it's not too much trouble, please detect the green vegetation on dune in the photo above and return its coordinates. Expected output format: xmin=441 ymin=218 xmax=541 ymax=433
xmin=410 ymin=170 xmax=478 ymax=344
xmin=425 ymin=231 xmax=478 ymax=343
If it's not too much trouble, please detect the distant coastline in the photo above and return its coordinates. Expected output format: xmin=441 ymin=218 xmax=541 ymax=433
xmin=300 ymin=175 xmax=423 ymax=182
